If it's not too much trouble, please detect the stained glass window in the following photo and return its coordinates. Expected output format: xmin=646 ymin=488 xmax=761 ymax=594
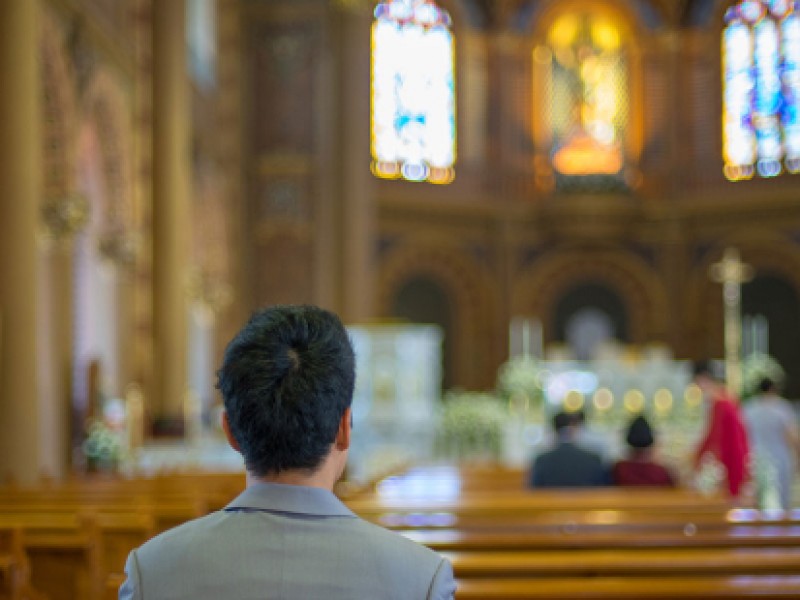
xmin=538 ymin=10 xmax=630 ymax=191
xmin=371 ymin=0 xmax=456 ymax=184
xmin=723 ymin=0 xmax=800 ymax=180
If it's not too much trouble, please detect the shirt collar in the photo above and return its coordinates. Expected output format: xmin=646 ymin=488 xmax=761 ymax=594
xmin=225 ymin=481 xmax=356 ymax=518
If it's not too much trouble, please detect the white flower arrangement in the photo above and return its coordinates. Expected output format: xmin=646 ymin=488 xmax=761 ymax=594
xmin=496 ymin=355 xmax=544 ymax=408
xmin=82 ymin=418 xmax=123 ymax=471
xmin=741 ymin=353 xmax=785 ymax=399
xmin=436 ymin=391 xmax=508 ymax=462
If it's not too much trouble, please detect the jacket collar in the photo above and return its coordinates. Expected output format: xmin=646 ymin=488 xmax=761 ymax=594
xmin=225 ymin=481 xmax=356 ymax=518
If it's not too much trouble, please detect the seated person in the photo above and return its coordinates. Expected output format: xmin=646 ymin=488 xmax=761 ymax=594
xmin=572 ymin=409 xmax=617 ymax=463
xmin=529 ymin=411 xmax=607 ymax=487
xmin=612 ymin=415 xmax=675 ymax=487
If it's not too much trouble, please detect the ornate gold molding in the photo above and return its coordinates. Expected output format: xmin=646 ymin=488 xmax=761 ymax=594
xmin=40 ymin=193 xmax=89 ymax=242
xmin=185 ymin=267 xmax=233 ymax=313
xmin=98 ymin=230 xmax=139 ymax=267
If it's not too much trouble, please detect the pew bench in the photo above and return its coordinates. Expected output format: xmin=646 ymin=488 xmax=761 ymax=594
xmin=403 ymin=525 xmax=800 ymax=551
xmin=347 ymin=489 xmax=732 ymax=516
xmin=455 ymin=575 xmax=800 ymax=599
xmin=0 ymin=511 xmax=154 ymax=600
xmin=446 ymin=547 xmax=800 ymax=577
xmin=371 ymin=508 xmax=800 ymax=531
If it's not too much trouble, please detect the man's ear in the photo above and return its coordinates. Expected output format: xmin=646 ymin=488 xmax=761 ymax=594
xmin=335 ymin=407 xmax=352 ymax=451
xmin=221 ymin=411 xmax=241 ymax=453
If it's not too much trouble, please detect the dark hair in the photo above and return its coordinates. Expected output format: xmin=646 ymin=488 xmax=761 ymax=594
xmin=625 ymin=415 xmax=654 ymax=449
xmin=216 ymin=305 xmax=356 ymax=476
xmin=692 ymin=360 xmax=720 ymax=381
xmin=553 ymin=411 xmax=573 ymax=433
xmin=571 ymin=410 xmax=587 ymax=425
xmin=758 ymin=377 xmax=776 ymax=393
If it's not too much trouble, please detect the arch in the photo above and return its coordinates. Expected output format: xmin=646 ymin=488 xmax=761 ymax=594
xmin=514 ymin=246 xmax=669 ymax=347
xmin=40 ymin=11 xmax=78 ymax=199
xmin=390 ymin=275 xmax=455 ymax=389
xmin=80 ymin=69 xmax=134 ymax=236
xmin=554 ymin=280 xmax=630 ymax=359
xmin=377 ymin=243 xmax=498 ymax=390
xmin=527 ymin=0 xmax=645 ymax=192
xmin=686 ymin=231 xmax=800 ymax=359
xmin=742 ymin=274 xmax=800 ymax=398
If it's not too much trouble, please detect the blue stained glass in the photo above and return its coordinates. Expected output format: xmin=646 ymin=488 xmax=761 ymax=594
xmin=768 ymin=0 xmax=791 ymax=17
xmin=741 ymin=0 xmax=766 ymax=23
xmin=723 ymin=0 xmax=800 ymax=179
xmin=782 ymin=12 xmax=800 ymax=169
xmin=371 ymin=0 xmax=456 ymax=184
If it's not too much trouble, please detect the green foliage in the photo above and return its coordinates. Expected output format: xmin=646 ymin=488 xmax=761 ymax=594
xmin=496 ymin=355 xmax=544 ymax=408
xmin=436 ymin=391 xmax=508 ymax=462
xmin=82 ymin=418 xmax=123 ymax=468
xmin=741 ymin=353 xmax=785 ymax=399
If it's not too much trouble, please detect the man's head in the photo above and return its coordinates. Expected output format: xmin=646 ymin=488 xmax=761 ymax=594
xmin=758 ymin=377 xmax=778 ymax=395
xmin=216 ymin=305 xmax=356 ymax=478
xmin=692 ymin=360 xmax=724 ymax=397
xmin=552 ymin=411 xmax=575 ymax=440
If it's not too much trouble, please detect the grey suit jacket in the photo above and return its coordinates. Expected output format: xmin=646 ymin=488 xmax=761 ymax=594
xmin=119 ymin=482 xmax=455 ymax=600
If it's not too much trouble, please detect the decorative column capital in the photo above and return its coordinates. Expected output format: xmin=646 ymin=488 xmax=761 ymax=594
xmin=98 ymin=231 xmax=139 ymax=268
xmin=40 ymin=193 xmax=90 ymax=243
xmin=185 ymin=266 xmax=233 ymax=314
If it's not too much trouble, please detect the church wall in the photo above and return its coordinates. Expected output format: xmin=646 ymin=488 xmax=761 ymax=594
xmin=364 ymin=0 xmax=800 ymax=392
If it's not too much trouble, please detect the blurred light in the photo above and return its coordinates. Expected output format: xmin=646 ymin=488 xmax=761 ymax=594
xmin=623 ymin=389 xmax=645 ymax=413
xmin=684 ymin=384 xmax=703 ymax=408
xmin=563 ymin=390 xmax=584 ymax=413
xmin=592 ymin=388 xmax=614 ymax=411
xmin=591 ymin=18 xmax=620 ymax=50
xmin=653 ymin=388 xmax=673 ymax=414
xmin=549 ymin=14 xmax=579 ymax=48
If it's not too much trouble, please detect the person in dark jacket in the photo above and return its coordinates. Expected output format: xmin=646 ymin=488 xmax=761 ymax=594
xmin=612 ymin=415 xmax=675 ymax=487
xmin=529 ymin=411 xmax=607 ymax=487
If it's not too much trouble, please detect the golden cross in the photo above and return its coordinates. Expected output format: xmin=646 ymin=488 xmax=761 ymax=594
xmin=708 ymin=248 xmax=753 ymax=395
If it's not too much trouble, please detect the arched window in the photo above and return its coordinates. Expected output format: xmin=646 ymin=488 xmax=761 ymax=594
xmin=534 ymin=7 xmax=633 ymax=192
xmin=371 ymin=0 xmax=456 ymax=184
xmin=723 ymin=0 xmax=800 ymax=181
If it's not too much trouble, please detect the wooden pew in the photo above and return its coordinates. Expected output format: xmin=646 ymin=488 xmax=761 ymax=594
xmin=0 ymin=512 xmax=93 ymax=600
xmin=455 ymin=575 xmax=800 ymax=599
xmin=0 ymin=511 xmax=153 ymax=600
xmin=362 ymin=509 xmax=800 ymax=532
xmin=446 ymin=547 xmax=800 ymax=577
xmin=346 ymin=488 xmax=733 ymax=516
xmin=402 ymin=525 xmax=800 ymax=551
xmin=0 ymin=525 xmax=46 ymax=600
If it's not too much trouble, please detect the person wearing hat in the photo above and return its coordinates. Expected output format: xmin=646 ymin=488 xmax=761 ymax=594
xmin=612 ymin=415 xmax=675 ymax=487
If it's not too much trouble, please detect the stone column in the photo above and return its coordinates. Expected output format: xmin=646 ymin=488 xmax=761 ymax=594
xmin=152 ymin=0 xmax=190 ymax=422
xmin=0 ymin=0 xmax=42 ymax=483
xmin=334 ymin=4 xmax=374 ymax=322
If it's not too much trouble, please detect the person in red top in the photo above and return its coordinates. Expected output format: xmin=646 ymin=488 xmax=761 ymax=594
xmin=692 ymin=361 xmax=750 ymax=497
xmin=612 ymin=415 xmax=675 ymax=487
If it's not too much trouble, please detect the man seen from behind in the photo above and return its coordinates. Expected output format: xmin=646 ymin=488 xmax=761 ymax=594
xmin=119 ymin=305 xmax=456 ymax=600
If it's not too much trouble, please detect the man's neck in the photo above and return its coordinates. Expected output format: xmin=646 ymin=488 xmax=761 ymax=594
xmin=246 ymin=457 xmax=343 ymax=492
